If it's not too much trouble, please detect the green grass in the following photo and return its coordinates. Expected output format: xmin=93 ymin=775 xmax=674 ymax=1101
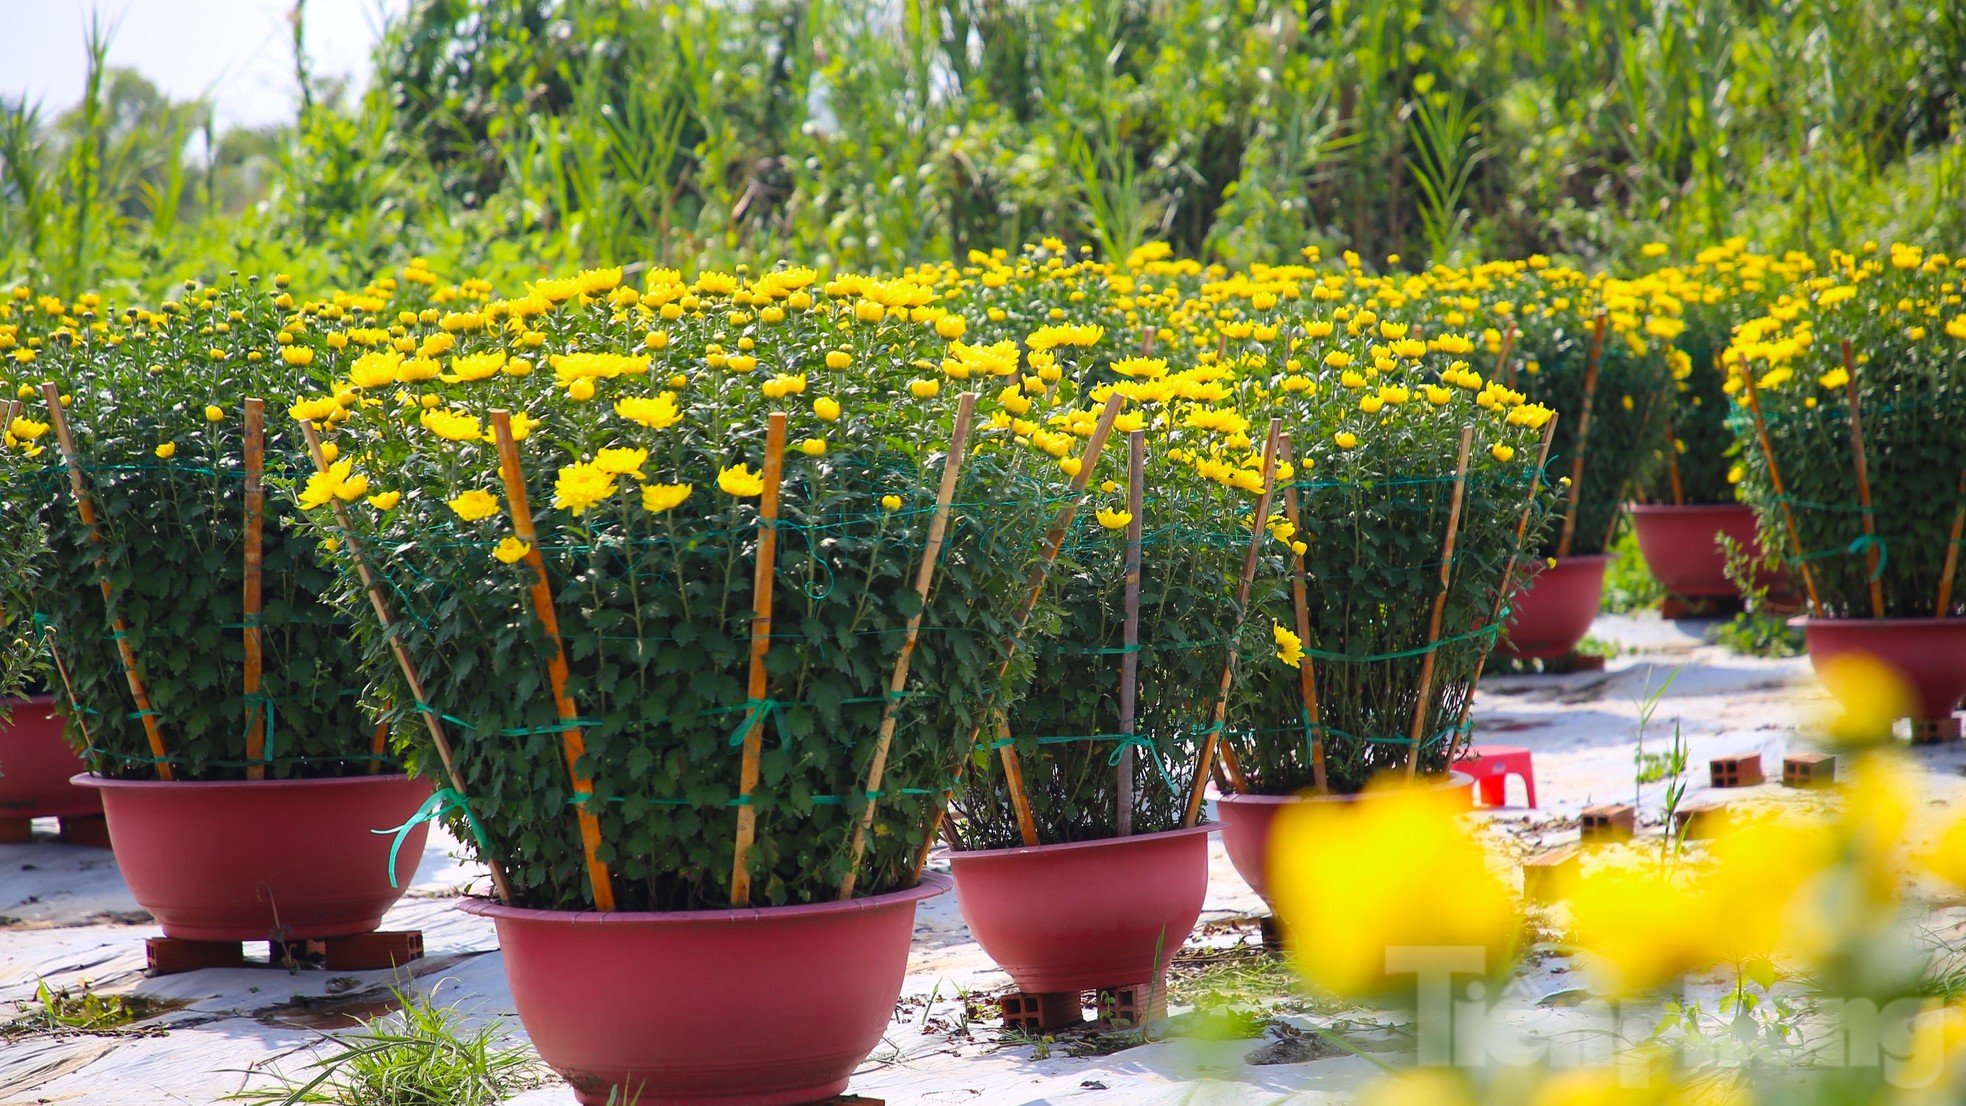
xmin=226 ymin=987 xmax=533 ymax=1106
xmin=1 ymin=979 xmax=174 ymax=1038
xmin=1600 ymin=525 xmax=1665 ymax=614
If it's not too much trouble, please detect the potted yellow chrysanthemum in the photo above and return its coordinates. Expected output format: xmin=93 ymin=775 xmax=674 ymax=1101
xmin=1724 ymin=245 xmax=1966 ymax=741
xmin=0 ymin=273 xmax=439 ymax=952
xmin=295 ymin=262 xmax=1066 ymax=1105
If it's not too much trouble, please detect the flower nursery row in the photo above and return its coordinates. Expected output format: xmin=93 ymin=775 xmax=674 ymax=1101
xmin=0 ymin=240 xmax=1962 ymax=1104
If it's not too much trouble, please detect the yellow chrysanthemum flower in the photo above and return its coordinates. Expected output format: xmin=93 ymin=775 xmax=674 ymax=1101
xmin=718 ymin=463 xmax=765 ymax=497
xmin=553 ymin=462 xmax=617 ymax=516
xmin=447 ymin=489 xmax=500 ymax=522
xmin=641 ymin=483 xmax=692 ymax=513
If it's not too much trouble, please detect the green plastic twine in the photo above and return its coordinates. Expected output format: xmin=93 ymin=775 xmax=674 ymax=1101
xmin=374 ymin=787 xmax=491 ymax=889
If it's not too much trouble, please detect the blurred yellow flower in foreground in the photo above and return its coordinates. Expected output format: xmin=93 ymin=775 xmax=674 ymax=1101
xmin=1813 ymin=650 xmax=1917 ymax=745
xmin=1358 ymin=1069 xmax=1473 ymax=1106
xmin=1269 ymin=781 xmax=1517 ymax=999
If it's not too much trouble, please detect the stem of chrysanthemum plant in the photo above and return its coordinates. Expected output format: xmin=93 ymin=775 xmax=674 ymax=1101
xmin=300 ymin=420 xmax=514 ymax=905
xmin=1664 ymin=409 xmax=1685 ymax=506
xmin=1938 ymin=471 xmax=1965 ymax=618
xmin=242 ymin=398 xmax=267 ymax=780
xmin=490 ymin=409 xmax=616 ymax=912
xmin=40 ymin=382 xmax=175 ymax=781
xmin=1182 ymin=419 xmax=1283 ymax=826
xmin=1404 ymin=424 xmax=1474 ymax=779
xmin=912 ymin=393 xmax=1125 ymax=870
xmin=1495 ymin=319 xmax=1518 ymax=389
xmin=1739 ymin=368 xmax=1822 ymax=617
xmin=1838 ymin=343 xmax=1885 ymax=619
xmin=1116 ymin=430 xmax=1145 ymax=837
xmin=730 ymin=412 xmax=789 ymax=907
xmin=1555 ymin=310 xmax=1605 ymax=559
xmin=838 ymin=394 xmax=976 ymax=900
xmin=1453 ymin=417 xmax=1558 ymax=763
xmin=1278 ymin=434 xmax=1327 ymax=794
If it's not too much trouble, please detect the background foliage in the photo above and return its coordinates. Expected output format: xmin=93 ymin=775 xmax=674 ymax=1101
xmin=6 ymin=0 xmax=1966 ymax=298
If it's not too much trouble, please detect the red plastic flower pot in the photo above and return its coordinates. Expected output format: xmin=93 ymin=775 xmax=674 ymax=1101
xmin=74 ymin=773 xmax=433 ymax=941
xmin=945 ymin=824 xmax=1214 ymax=995
xmin=1500 ymin=554 xmax=1610 ymax=660
xmin=0 ymin=696 xmax=100 ymax=821
xmin=1796 ymin=617 xmax=1966 ymax=722
xmin=1628 ymin=503 xmax=1763 ymax=598
xmin=459 ymin=873 xmax=951 ymax=1106
xmin=1217 ymin=774 xmax=1475 ymax=903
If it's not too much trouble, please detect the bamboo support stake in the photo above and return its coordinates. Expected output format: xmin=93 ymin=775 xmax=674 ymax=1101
xmin=1115 ymin=430 xmax=1145 ymax=836
xmin=43 ymin=628 xmax=98 ymax=760
xmin=1935 ymin=471 xmax=1966 ymax=617
xmin=1739 ymin=369 xmax=1822 ymax=616
xmin=1182 ymin=419 xmax=1283 ymax=826
xmin=1600 ymin=388 xmax=1665 ymax=552
xmin=913 ymin=394 xmax=1125 ymax=872
xmin=1495 ymin=320 xmax=1518 ymax=388
xmin=1555 ymin=312 xmax=1606 ymax=558
xmin=1405 ymin=425 xmax=1476 ymax=777
xmin=1938 ymin=471 xmax=1966 ymax=618
xmin=300 ymin=422 xmax=514 ymax=904
xmin=1839 ymin=343 xmax=1885 ymax=619
xmin=837 ymin=395 xmax=977 ymax=899
xmin=41 ymin=383 xmax=173 ymax=781
xmin=369 ymin=717 xmax=390 ymax=775
xmin=1277 ymin=435 xmax=1327 ymax=794
xmin=241 ymin=399 xmax=268 ymax=780
xmin=1452 ymin=417 xmax=1558 ymax=762
xmin=729 ymin=413 xmax=789 ymax=906
xmin=490 ymin=411 xmax=615 ymax=911
xmin=996 ymin=395 xmax=1127 ymax=847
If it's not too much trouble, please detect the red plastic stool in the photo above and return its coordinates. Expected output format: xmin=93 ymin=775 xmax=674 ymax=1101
xmin=1453 ymin=744 xmax=1537 ymax=808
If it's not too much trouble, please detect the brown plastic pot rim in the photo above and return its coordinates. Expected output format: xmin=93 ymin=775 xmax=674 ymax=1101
xmin=946 ymin=821 xmax=1220 ymax=862
xmin=457 ymin=870 xmax=953 ymax=926
xmin=1790 ymin=616 xmax=1966 ymax=630
xmin=4 ymin=693 xmax=58 ymax=708
xmin=73 ymin=772 xmax=416 ymax=792
xmin=1215 ymin=771 xmax=1475 ymax=806
xmin=1627 ymin=502 xmax=1754 ymax=516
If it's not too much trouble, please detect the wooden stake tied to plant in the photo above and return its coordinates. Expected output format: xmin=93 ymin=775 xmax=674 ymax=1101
xmin=490 ymin=410 xmax=616 ymax=912
xmin=1451 ymin=417 xmax=1559 ymax=760
xmin=1555 ymin=311 xmax=1607 ymax=558
xmin=730 ymin=413 xmax=789 ymax=906
xmin=1115 ymin=430 xmax=1146 ymax=836
xmin=1738 ymin=368 xmax=1823 ymax=617
xmin=1838 ymin=342 xmax=1885 ymax=619
xmin=837 ymin=394 xmax=978 ymax=899
xmin=1938 ymin=471 xmax=1966 ymax=618
xmin=992 ymin=395 xmax=1127 ymax=848
xmin=300 ymin=421 xmax=515 ymax=905
xmin=1182 ymin=418 xmax=1284 ymax=826
xmin=913 ymin=393 xmax=1125 ymax=872
xmin=1405 ymin=425 xmax=1475 ymax=777
xmin=1277 ymin=435 xmax=1328 ymax=794
xmin=39 ymin=382 xmax=173 ymax=781
xmin=241 ymin=398 xmax=267 ymax=781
